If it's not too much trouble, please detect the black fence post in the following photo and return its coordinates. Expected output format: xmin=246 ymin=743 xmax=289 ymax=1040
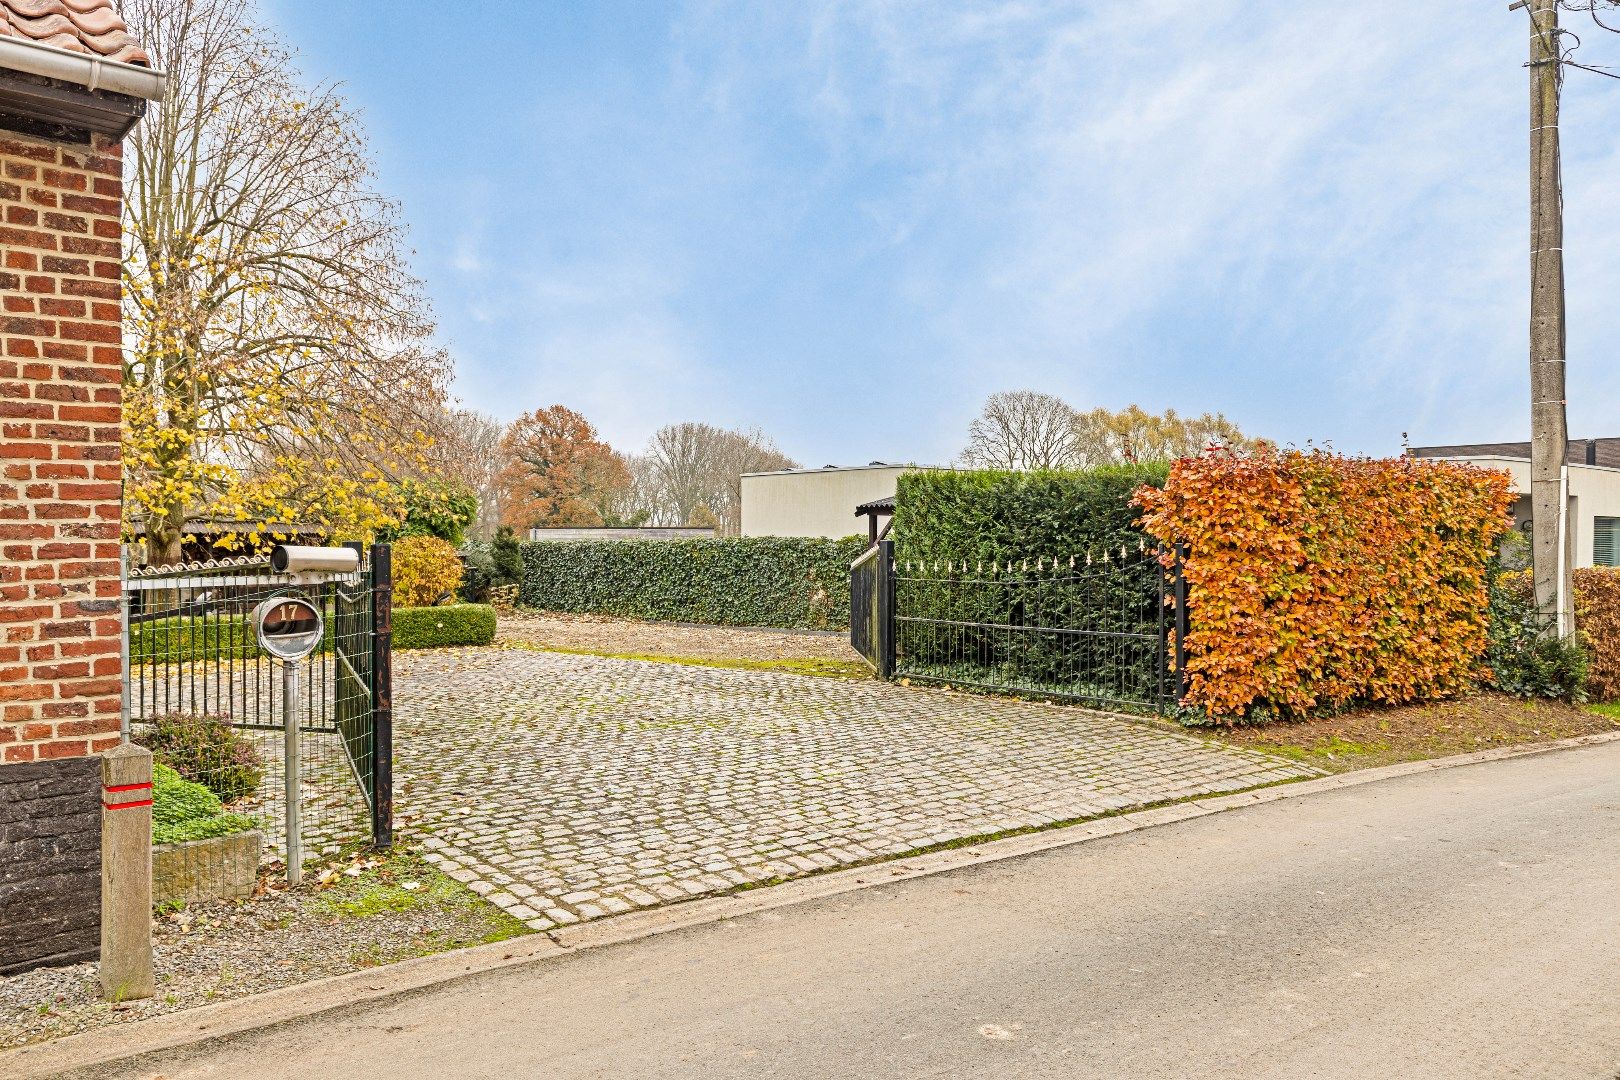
xmin=370 ymin=542 xmax=394 ymax=850
xmin=1172 ymin=542 xmax=1189 ymax=705
xmin=1157 ymin=553 xmax=1168 ymax=713
xmin=877 ymin=539 xmax=896 ymax=680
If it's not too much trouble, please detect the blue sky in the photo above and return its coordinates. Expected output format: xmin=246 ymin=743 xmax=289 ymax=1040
xmin=260 ymin=0 xmax=1620 ymax=466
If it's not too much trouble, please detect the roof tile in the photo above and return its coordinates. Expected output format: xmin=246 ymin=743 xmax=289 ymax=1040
xmin=0 ymin=0 xmax=147 ymax=67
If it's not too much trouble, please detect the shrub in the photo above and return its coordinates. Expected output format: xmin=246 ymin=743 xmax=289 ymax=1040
xmin=151 ymin=763 xmax=256 ymax=846
xmin=376 ymin=479 xmax=479 ymax=546
xmin=892 ymin=464 xmax=1169 ymax=565
xmin=393 ymin=534 xmax=464 ymax=607
xmin=519 ymin=536 xmax=865 ymax=630
xmin=1485 ymin=571 xmax=1588 ymax=701
xmin=458 ymin=540 xmax=495 ymax=603
xmin=392 ymin=604 xmax=497 ymax=649
xmin=1136 ymin=449 xmax=1515 ymax=721
xmin=491 ymin=526 xmax=524 ymax=583
xmin=1575 ymin=567 xmax=1620 ymax=703
xmin=134 ymin=713 xmax=264 ymax=803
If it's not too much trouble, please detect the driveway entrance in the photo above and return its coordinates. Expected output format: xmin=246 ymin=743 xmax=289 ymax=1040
xmin=396 ymin=649 xmax=1314 ymax=930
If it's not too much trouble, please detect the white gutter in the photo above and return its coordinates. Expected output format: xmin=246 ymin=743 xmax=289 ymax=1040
xmin=1557 ymin=464 xmax=1571 ymax=637
xmin=0 ymin=35 xmax=165 ymax=100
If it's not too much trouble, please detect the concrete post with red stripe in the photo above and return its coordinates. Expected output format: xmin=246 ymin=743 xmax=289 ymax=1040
xmin=99 ymin=743 xmax=154 ymax=1001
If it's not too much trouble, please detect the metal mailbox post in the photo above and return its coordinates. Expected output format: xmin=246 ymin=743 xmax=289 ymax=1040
xmin=251 ymin=595 xmax=324 ymax=884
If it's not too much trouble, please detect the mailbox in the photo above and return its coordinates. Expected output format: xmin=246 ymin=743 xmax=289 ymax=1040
xmin=252 ymin=596 xmax=324 ymax=661
xmin=270 ymin=545 xmax=360 ymax=576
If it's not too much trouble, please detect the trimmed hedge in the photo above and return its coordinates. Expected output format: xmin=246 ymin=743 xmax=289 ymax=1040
xmin=1576 ymin=567 xmax=1620 ymax=702
xmin=519 ymin=537 xmax=866 ymax=630
xmin=1137 ymin=450 xmax=1515 ymax=721
xmin=892 ymin=464 xmax=1169 ymax=565
xmin=392 ymin=604 xmax=496 ymax=649
xmin=131 ymin=615 xmax=270 ymax=664
xmin=132 ymin=603 xmax=496 ymax=663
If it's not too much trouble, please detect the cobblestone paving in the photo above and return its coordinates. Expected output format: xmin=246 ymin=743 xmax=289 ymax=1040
xmin=394 ymin=648 xmax=1318 ymax=932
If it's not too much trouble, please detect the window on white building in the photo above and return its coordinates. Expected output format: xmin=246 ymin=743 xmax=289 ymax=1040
xmin=1596 ymin=517 xmax=1620 ymax=568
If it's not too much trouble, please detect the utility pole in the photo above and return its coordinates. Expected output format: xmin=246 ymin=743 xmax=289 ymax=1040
xmin=1520 ymin=0 xmax=1574 ymax=636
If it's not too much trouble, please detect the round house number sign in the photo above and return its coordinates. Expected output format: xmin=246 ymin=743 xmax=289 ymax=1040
xmin=252 ymin=596 xmax=324 ymax=661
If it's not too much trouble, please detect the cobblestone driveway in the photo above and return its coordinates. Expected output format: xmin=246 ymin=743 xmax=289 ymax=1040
xmin=396 ymin=648 xmax=1317 ymax=932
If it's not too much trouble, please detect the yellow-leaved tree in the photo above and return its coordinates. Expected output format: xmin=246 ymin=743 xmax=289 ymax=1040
xmin=121 ymin=0 xmax=452 ymax=564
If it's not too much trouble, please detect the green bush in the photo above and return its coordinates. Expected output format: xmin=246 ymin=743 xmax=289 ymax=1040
xmin=1485 ymin=573 xmax=1589 ymax=702
xmin=151 ymin=763 xmax=256 ymax=846
xmin=132 ymin=603 xmax=494 ymax=660
xmin=519 ymin=537 xmax=866 ymax=630
xmin=491 ymin=527 xmax=525 ymax=583
xmin=134 ymin=713 xmax=264 ymax=802
xmin=392 ymin=604 xmax=497 ymax=649
xmin=458 ymin=541 xmax=495 ymax=603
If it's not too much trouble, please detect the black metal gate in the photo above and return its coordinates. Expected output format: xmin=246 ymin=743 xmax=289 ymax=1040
xmin=123 ymin=543 xmax=394 ymax=856
xmin=849 ymin=540 xmax=895 ymax=678
xmin=853 ymin=541 xmax=1183 ymax=714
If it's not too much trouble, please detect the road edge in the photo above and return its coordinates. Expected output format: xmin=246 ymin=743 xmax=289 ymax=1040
xmin=9 ymin=729 xmax=1619 ymax=1078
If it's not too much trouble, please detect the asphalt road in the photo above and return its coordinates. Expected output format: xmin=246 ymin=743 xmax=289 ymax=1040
xmin=107 ymin=741 xmax=1620 ymax=1079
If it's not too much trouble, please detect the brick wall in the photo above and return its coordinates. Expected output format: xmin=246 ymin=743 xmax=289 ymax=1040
xmin=0 ymin=130 xmax=125 ymax=764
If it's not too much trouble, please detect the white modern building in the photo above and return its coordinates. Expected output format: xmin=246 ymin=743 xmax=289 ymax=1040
xmin=740 ymin=463 xmax=947 ymax=540
xmin=1410 ymin=438 xmax=1620 ymax=568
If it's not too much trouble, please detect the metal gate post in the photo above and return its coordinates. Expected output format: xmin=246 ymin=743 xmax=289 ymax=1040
xmin=282 ymin=658 xmax=302 ymax=885
xmin=876 ymin=539 xmax=896 ymax=680
xmin=370 ymin=543 xmax=394 ymax=850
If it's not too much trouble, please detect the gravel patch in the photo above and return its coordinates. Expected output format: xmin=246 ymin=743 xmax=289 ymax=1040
xmin=0 ymin=848 xmax=529 ymax=1051
xmin=496 ymin=610 xmax=860 ymax=664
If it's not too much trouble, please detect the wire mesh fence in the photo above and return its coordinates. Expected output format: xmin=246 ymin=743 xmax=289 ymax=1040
xmin=888 ymin=547 xmax=1174 ymax=712
xmin=124 ymin=552 xmax=383 ymax=865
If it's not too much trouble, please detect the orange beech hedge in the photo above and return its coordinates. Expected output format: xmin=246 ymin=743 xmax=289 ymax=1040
xmin=1135 ymin=450 xmax=1514 ymax=721
xmin=1575 ymin=567 xmax=1620 ymax=702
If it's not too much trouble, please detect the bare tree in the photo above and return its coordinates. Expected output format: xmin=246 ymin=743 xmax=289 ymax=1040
xmin=601 ymin=452 xmax=663 ymax=527
xmin=429 ymin=408 xmax=505 ymax=540
xmin=959 ymin=391 xmax=1081 ymax=470
xmin=642 ymin=423 xmax=798 ymax=534
xmin=121 ymin=0 xmax=451 ymax=562
xmin=1070 ymin=405 xmax=1257 ymax=466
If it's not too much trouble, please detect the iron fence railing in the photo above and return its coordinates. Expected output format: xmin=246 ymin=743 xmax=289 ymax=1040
xmin=855 ymin=543 xmax=1182 ymax=713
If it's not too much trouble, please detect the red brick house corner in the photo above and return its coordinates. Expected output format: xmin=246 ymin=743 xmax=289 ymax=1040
xmin=0 ymin=0 xmax=163 ymax=976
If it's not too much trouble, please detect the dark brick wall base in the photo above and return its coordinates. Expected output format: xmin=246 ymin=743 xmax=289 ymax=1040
xmin=0 ymin=757 xmax=101 ymax=975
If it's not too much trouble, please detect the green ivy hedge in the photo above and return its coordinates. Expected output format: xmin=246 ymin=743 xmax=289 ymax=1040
xmin=519 ymin=537 xmax=867 ymax=630
xmin=392 ymin=604 xmax=496 ymax=649
xmin=891 ymin=464 xmax=1168 ymax=565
